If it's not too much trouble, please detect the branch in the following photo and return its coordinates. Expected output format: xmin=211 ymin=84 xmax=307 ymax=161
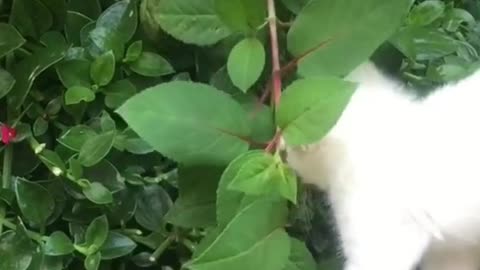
xmin=265 ymin=0 xmax=282 ymax=153
xmin=280 ymin=38 xmax=333 ymax=77
xmin=267 ymin=0 xmax=282 ymax=108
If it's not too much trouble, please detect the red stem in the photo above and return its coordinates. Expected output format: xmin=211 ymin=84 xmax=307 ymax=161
xmin=263 ymin=0 xmax=283 ymax=153
xmin=265 ymin=131 xmax=282 ymax=153
xmin=267 ymin=0 xmax=282 ymax=108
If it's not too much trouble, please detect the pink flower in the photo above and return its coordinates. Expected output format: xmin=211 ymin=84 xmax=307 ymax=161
xmin=1 ymin=125 xmax=17 ymax=144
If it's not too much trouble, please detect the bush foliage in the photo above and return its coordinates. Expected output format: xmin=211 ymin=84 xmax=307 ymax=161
xmin=0 ymin=0 xmax=479 ymax=269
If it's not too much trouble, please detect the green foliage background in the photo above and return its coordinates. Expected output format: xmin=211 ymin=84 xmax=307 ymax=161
xmin=0 ymin=0 xmax=478 ymax=269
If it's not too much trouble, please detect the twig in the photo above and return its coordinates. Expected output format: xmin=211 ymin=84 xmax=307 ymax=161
xmin=149 ymin=235 xmax=175 ymax=262
xmin=280 ymin=38 xmax=333 ymax=77
xmin=267 ymin=0 xmax=282 ymax=108
xmin=265 ymin=131 xmax=282 ymax=153
xmin=264 ymin=0 xmax=283 ymax=153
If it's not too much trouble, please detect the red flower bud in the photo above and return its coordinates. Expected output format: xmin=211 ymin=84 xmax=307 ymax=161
xmin=1 ymin=125 xmax=17 ymax=144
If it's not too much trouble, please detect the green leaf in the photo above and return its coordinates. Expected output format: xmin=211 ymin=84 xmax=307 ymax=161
xmin=186 ymin=192 xmax=289 ymax=270
xmin=0 ymin=23 xmax=26 ymax=58
xmin=82 ymin=215 xmax=109 ymax=254
xmin=82 ymin=182 xmax=113 ymax=205
xmin=165 ymin=167 xmax=221 ymax=228
xmin=33 ymin=117 xmax=48 ymax=136
xmin=117 ymin=81 xmax=250 ymax=165
xmin=227 ymin=38 xmax=265 ymax=92
xmin=287 ymin=0 xmax=412 ymax=77
xmin=65 ymin=86 xmax=96 ymax=105
xmin=282 ymin=238 xmax=316 ymax=270
xmin=227 ymin=151 xmax=298 ymax=203
xmin=99 ymin=111 xmax=116 ymax=132
xmin=142 ymin=0 xmax=231 ymax=46
xmin=8 ymin=32 xmax=67 ymax=108
xmin=277 ymin=77 xmax=356 ymax=146
xmin=135 ymin=185 xmax=172 ymax=231
xmin=44 ymin=231 xmax=74 ymax=256
xmin=215 ymin=0 xmax=266 ymax=34
xmin=102 ymin=79 xmax=137 ymax=109
xmin=80 ymin=21 xmax=96 ymax=46
xmin=217 ymin=151 xmax=261 ymax=225
xmin=40 ymin=0 xmax=67 ymax=29
xmin=0 ymin=188 xmax=15 ymax=206
xmin=56 ymin=59 xmax=92 ymax=88
xmin=0 ymin=68 xmax=15 ymax=99
xmin=428 ymin=62 xmax=469 ymax=82
xmin=78 ymin=131 xmax=116 ymax=167
xmin=280 ymin=0 xmax=310 ymax=14
xmin=37 ymin=149 xmax=67 ymax=176
xmin=241 ymin=102 xmax=275 ymax=143
xmin=407 ymin=0 xmax=445 ymax=26
xmin=123 ymin=41 xmax=143 ymax=63
xmin=187 ymin=229 xmax=290 ymax=270
xmin=84 ymin=0 xmax=137 ymax=57
xmin=90 ymin=50 xmax=115 ymax=86
xmin=65 ymin=11 xmax=93 ymax=45
xmin=131 ymin=252 xmax=156 ymax=268
xmin=3 ymin=142 xmax=39 ymax=177
xmin=84 ymin=252 xmax=101 ymax=270
xmin=114 ymin=128 xmax=153 ymax=154
xmin=100 ymin=232 xmax=137 ymax=259
xmin=67 ymin=0 xmax=101 ymax=19
xmin=83 ymin=160 xmax=125 ymax=192
xmin=84 ymin=24 xmax=125 ymax=60
xmin=210 ymin=66 xmax=241 ymax=95
xmin=105 ymin=188 xmax=136 ymax=225
xmin=14 ymin=178 xmax=55 ymax=227
xmin=68 ymin=158 xmax=83 ymax=180
xmin=0 ymin=230 xmax=36 ymax=270
xmin=129 ymin=52 xmax=174 ymax=77
xmin=26 ymin=251 xmax=63 ymax=270
xmin=57 ymin=125 xmax=97 ymax=151
xmin=45 ymin=97 xmax=63 ymax=116
xmin=443 ymin=8 xmax=476 ymax=32
xmin=216 ymin=151 xmax=289 ymax=225
xmin=390 ymin=27 xmax=459 ymax=61
xmin=9 ymin=0 xmax=53 ymax=38
xmin=95 ymin=0 xmax=137 ymax=43
xmin=64 ymin=46 xmax=88 ymax=61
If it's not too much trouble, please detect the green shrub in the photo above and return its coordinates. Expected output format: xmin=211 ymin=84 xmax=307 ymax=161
xmin=0 ymin=0 xmax=477 ymax=269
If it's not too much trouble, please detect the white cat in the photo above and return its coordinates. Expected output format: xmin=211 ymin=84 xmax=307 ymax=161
xmin=284 ymin=61 xmax=480 ymax=270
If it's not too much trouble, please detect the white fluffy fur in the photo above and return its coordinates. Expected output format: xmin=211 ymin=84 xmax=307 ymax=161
xmin=285 ymin=62 xmax=480 ymax=270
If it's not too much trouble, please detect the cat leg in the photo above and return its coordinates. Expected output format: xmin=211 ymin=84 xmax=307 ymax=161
xmin=420 ymin=243 xmax=480 ymax=270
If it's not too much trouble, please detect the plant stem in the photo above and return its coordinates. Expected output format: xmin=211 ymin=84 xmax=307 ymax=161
xmin=149 ymin=235 xmax=175 ymax=262
xmin=181 ymin=238 xmax=196 ymax=253
xmin=267 ymin=0 xmax=282 ymax=108
xmin=0 ymin=144 xmax=13 ymax=234
xmin=265 ymin=0 xmax=283 ymax=153
xmin=265 ymin=131 xmax=282 ymax=153
xmin=0 ymin=216 xmax=45 ymax=243
xmin=2 ymin=145 xmax=13 ymax=189
xmin=0 ymin=206 xmax=5 ymax=235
